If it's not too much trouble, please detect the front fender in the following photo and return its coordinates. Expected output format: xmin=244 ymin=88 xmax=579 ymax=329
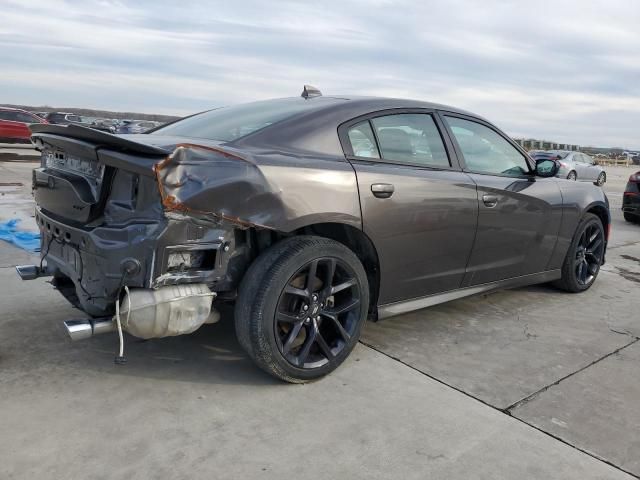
xmin=547 ymin=181 xmax=610 ymax=269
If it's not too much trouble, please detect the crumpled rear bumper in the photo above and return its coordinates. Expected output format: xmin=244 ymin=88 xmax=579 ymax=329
xmin=35 ymin=207 xmax=247 ymax=317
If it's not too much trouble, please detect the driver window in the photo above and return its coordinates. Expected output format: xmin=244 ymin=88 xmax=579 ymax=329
xmin=444 ymin=116 xmax=530 ymax=177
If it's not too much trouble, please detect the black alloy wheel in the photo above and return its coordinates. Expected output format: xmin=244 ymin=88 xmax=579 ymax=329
xmin=573 ymin=223 xmax=604 ymax=286
xmin=554 ymin=213 xmax=605 ymax=293
xmin=235 ymin=236 xmax=369 ymax=383
xmin=595 ymin=172 xmax=606 ymax=186
xmin=275 ymin=257 xmax=360 ymax=369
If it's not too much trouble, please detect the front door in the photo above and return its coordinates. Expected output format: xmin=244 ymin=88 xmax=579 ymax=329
xmin=340 ymin=111 xmax=478 ymax=304
xmin=441 ymin=114 xmax=563 ymax=286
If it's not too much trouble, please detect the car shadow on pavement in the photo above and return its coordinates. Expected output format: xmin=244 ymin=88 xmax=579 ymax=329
xmin=0 ymin=283 xmax=280 ymax=387
xmin=74 ymin=305 xmax=280 ymax=387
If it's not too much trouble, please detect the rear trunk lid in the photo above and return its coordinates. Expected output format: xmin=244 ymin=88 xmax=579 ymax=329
xmin=30 ymin=124 xmax=174 ymax=224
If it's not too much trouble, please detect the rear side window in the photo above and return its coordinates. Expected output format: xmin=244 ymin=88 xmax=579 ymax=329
xmin=445 ymin=116 xmax=530 ymax=177
xmin=153 ymin=98 xmax=335 ymax=142
xmin=347 ymin=121 xmax=380 ymax=158
xmin=370 ymin=114 xmax=449 ymax=167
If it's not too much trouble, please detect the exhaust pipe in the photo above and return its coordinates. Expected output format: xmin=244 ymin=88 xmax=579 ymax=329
xmin=64 ymin=318 xmax=115 ymax=341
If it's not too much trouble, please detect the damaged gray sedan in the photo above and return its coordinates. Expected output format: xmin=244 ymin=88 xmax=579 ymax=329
xmin=18 ymin=87 xmax=610 ymax=382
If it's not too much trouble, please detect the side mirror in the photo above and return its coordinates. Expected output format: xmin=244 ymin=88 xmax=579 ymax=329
xmin=535 ymin=159 xmax=559 ymax=178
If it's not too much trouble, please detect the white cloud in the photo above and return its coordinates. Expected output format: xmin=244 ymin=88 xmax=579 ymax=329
xmin=1 ymin=0 xmax=639 ymax=147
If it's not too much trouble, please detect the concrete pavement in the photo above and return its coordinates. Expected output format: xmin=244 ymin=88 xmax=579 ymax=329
xmin=0 ymin=161 xmax=638 ymax=479
xmin=0 ymin=262 xmax=633 ymax=480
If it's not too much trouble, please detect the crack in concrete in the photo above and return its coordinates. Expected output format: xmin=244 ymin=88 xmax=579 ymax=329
xmin=609 ymin=327 xmax=638 ymax=339
xmin=505 ymin=338 xmax=639 ymax=414
xmin=613 ymin=266 xmax=640 ymax=284
xmin=360 ymin=340 xmax=640 ymax=479
xmin=359 ymin=340 xmax=640 ymax=479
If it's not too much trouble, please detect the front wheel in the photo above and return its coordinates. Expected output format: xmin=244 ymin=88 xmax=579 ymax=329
xmin=235 ymin=236 xmax=369 ymax=383
xmin=553 ymin=213 xmax=605 ymax=293
xmin=595 ymin=172 xmax=606 ymax=186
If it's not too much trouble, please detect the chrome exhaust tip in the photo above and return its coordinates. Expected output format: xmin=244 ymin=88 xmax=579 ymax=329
xmin=64 ymin=318 xmax=115 ymax=341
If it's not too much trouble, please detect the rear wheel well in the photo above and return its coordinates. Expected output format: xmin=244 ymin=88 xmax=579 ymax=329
xmin=244 ymin=224 xmax=380 ymax=318
xmin=293 ymin=223 xmax=380 ymax=318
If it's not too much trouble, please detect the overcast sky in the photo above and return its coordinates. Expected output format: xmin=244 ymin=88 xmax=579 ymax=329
xmin=1 ymin=0 xmax=639 ymax=148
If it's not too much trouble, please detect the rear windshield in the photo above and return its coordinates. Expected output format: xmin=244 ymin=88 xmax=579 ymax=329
xmin=152 ymin=97 xmax=334 ymax=142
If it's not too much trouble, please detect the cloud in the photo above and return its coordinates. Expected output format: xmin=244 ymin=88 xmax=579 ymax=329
xmin=1 ymin=0 xmax=639 ymax=147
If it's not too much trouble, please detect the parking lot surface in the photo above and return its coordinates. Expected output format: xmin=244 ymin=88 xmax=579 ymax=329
xmin=1 ymin=157 xmax=638 ymax=479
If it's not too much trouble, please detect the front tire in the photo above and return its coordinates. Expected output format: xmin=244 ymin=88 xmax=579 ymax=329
xmin=553 ymin=213 xmax=605 ymax=293
xmin=595 ymin=172 xmax=606 ymax=186
xmin=235 ymin=236 xmax=369 ymax=383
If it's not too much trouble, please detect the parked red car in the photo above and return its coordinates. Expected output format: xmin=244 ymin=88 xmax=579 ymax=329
xmin=0 ymin=107 xmax=47 ymax=143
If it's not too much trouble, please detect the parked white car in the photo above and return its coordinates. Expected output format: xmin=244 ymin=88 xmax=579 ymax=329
xmin=549 ymin=150 xmax=607 ymax=186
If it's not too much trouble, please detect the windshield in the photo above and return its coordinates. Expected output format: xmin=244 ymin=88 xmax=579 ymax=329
xmin=152 ymin=97 xmax=334 ymax=142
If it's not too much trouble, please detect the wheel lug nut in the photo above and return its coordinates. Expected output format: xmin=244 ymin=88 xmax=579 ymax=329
xmin=303 ymin=304 xmax=308 ymax=311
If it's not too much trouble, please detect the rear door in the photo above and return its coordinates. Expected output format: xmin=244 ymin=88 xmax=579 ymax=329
xmin=440 ymin=113 xmax=563 ymax=286
xmin=339 ymin=110 xmax=478 ymax=304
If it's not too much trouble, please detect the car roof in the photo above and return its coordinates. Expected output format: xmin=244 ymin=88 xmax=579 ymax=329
xmin=292 ymin=95 xmax=481 ymax=118
xmin=232 ymin=95 xmax=490 ymax=155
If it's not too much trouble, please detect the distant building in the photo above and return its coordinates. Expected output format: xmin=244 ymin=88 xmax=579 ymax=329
xmin=513 ymin=138 xmax=580 ymax=151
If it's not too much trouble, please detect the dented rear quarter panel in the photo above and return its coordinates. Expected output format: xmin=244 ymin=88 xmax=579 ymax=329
xmin=154 ymin=144 xmax=362 ymax=233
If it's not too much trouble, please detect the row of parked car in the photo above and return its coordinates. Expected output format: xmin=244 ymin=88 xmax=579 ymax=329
xmin=529 ymin=150 xmax=607 ymax=186
xmin=0 ymin=106 xmax=163 ymax=143
xmin=528 ymin=150 xmax=640 ymax=223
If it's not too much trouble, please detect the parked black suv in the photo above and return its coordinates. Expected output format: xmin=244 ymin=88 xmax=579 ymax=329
xmin=623 ymin=171 xmax=640 ymax=222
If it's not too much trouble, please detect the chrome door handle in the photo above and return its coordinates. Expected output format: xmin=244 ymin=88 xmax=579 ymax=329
xmin=371 ymin=183 xmax=394 ymax=198
xmin=482 ymin=194 xmax=498 ymax=207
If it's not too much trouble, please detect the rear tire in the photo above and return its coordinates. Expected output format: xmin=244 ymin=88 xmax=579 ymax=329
xmin=553 ymin=213 xmax=605 ymax=293
xmin=235 ymin=236 xmax=369 ymax=383
xmin=624 ymin=212 xmax=639 ymax=223
xmin=567 ymin=171 xmax=577 ymax=181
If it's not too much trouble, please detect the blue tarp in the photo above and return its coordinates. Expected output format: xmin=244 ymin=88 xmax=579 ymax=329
xmin=0 ymin=219 xmax=40 ymax=252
